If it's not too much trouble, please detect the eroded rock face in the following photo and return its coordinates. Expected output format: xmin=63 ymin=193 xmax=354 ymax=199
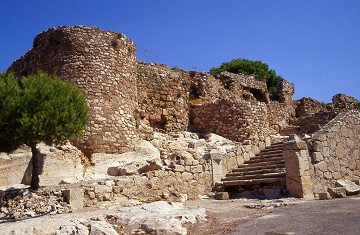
xmin=36 ymin=143 xmax=85 ymax=187
xmin=0 ymin=146 xmax=32 ymax=188
xmin=86 ymin=140 xmax=161 ymax=179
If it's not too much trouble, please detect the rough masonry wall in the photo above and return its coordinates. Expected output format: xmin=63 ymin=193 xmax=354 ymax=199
xmin=191 ymin=100 xmax=272 ymax=147
xmin=308 ymin=111 xmax=360 ymax=195
xmin=8 ymin=26 xmax=138 ymax=155
xmin=6 ymin=26 xmax=300 ymax=154
xmin=136 ymin=62 xmax=222 ymax=132
xmin=267 ymin=102 xmax=296 ymax=132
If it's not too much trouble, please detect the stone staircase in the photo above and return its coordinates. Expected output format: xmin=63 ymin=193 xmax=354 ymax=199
xmin=221 ymin=142 xmax=286 ymax=188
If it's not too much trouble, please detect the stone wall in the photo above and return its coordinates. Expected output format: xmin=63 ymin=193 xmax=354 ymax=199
xmin=283 ymin=111 xmax=360 ymax=198
xmin=6 ymin=26 xmax=301 ymax=154
xmin=191 ymin=100 xmax=273 ymax=147
xmin=136 ymin=62 xmax=224 ymax=132
xmin=267 ymin=102 xmax=296 ymax=132
xmin=8 ymin=26 xmax=138 ymax=155
xmin=308 ymin=111 xmax=360 ymax=195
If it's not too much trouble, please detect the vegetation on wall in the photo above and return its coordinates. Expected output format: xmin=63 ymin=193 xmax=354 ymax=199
xmin=0 ymin=72 xmax=89 ymax=188
xmin=210 ymin=58 xmax=282 ymax=94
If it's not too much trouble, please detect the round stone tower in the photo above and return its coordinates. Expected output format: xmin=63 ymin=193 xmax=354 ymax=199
xmin=9 ymin=26 xmax=138 ymax=155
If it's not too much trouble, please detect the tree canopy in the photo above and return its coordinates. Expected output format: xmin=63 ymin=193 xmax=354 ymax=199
xmin=0 ymin=72 xmax=89 ymax=189
xmin=0 ymin=72 xmax=89 ymax=151
xmin=210 ymin=58 xmax=282 ymax=94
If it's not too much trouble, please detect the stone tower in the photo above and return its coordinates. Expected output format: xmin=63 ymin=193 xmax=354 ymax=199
xmin=9 ymin=26 xmax=138 ymax=155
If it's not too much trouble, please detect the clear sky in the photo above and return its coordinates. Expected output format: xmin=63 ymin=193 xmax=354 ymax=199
xmin=1 ymin=1 xmax=359 ymax=102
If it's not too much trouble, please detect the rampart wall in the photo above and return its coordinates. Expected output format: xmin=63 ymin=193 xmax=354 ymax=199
xmin=8 ymin=25 xmax=352 ymax=156
xmin=190 ymin=100 xmax=272 ymax=147
xmin=9 ymin=26 xmax=138 ymax=155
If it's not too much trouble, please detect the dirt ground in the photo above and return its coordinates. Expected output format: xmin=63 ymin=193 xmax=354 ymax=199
xmin=184 ymin=198 xmax=301 ymax=235
xmin=0 ymin=196 xmax=302 ymax=235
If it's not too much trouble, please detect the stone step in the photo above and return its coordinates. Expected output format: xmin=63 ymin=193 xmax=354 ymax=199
xmin=256 ymin=149 xmax=283 ymax=156
xmin=232 ymin=163 xmax=285 ymax=172
xmin=222 ymin=177 xmax=286 ymax=186
xmin=240 ymin=160 xmax=285 ymax=168
xmin=246 ymin=156 xmax=284 ymax=164
xmin=222 ymin=172 xmax=286 ymax=181
xmin=226 ymin=168 xmax=285 ymax=177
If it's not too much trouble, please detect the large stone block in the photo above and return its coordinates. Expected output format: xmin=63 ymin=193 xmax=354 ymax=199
xmin=335 ymin=179 xmax=360 ymax=195
xmin=63 ymin=188 xmax=84 ymax=210
xmin=0 ymin=146 xmax=32 ymax=188
xmin=328 ymin=187 xmax=347 ymax=198
xmin=36 ymin=143 xmax=84 ymax=187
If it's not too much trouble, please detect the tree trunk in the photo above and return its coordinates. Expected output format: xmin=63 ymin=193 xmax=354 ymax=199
xmin=30 ymin=145 xmax=39 ymax=190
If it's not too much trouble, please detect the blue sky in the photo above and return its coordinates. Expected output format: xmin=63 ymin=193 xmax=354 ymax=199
xmin=1 ymin=1 xmax=359 ymax=102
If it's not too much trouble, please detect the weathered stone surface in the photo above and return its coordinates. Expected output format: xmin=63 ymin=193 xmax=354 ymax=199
xmin=37 ymin=143 xmax=84 ymax=187
xmin=87 ymin=140 xmax=161 ymax=179
xmin=318 ymin=192 xmax=331 ymax=200
xmin=0 ymin=145 xmax=32 ymax=187
xmin=114 ymin=201 xmax=206 ymax=235
xmin=335 ymin=179 xmax=360 ymax=195
xmin=88 ymin=221 xmax=118 ymax=235
xmin=63 ymin=188 xmax=84 ymax=210
xmin=214 ymin=192 xmax=229 ymax=200
xmin=328 ymin=187 xmax=347 ymax=198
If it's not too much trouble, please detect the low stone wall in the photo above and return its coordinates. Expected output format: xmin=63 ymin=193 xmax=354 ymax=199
xmin=0 ymin=146 xmax=32 ymax=188
xmin=283 ymin=111 xmax=360 ymax=198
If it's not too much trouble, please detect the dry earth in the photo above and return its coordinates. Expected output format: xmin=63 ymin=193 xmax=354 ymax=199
xmin=0 ymin=197 xmax=301 ymax=235
xmin=185 ymin=198 xmax=301 ymax=235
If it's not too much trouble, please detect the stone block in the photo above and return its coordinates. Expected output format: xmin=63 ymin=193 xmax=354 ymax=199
xmin=214 ymin=192 xmax=229 ymax=200
xmin=172 ymin=164 xmax=185 ymax=172
xmin=190 ymin=165 xmax=203 ymax=173
xmin=283 ymin=138 xmax=308 ymax=151
xmin=328 ymin=187 xmax=347 ymax=198
xmin=311 ymin=151 xmax=323 ymax=163
xmin=63 ymin=188 xmax=84 ymax=210
xmin=335 ymin=179 xmax=360 ymax=195
xmin=318 ymin=192 xmax=331 ymax=200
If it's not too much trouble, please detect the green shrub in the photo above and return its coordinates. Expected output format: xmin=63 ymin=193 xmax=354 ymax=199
xmin=210 ymin=58 xmax=281 ymax=94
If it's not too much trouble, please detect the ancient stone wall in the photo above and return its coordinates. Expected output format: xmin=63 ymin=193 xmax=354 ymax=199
xmin=8 ymin=26 xmax=138 ymax=155
xmin=6 ymin=26 xmax=299 ymax=154
xmin=283 ymin=111 xmax=360 ymax=198
xmin=267 ymin=102 xmax=296 ymax=132
xmin=190 ymin=100 xmax=273 ymax=147
xmin=308 ymin=111 xmax=360 ymax=196
xmin=274 ymin=78 xmax=295 ymax=103
xmin=136 ymin=62 xmax=223 ymax=132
